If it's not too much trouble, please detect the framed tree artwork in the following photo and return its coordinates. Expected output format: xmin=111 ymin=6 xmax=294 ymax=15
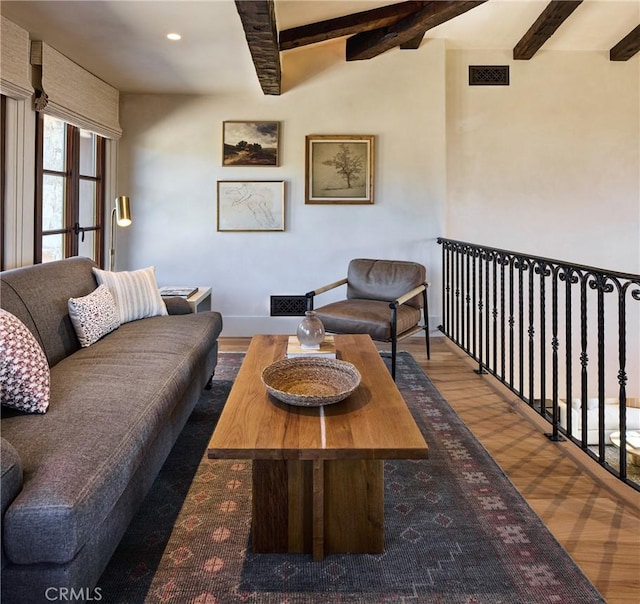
xmin=305 ymin=135 xmax=374 ymax=204
xmin=223 ymin=121 xmax=280 ymax=166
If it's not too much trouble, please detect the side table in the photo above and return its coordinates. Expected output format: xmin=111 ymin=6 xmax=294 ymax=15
xmin=185 ymin=287 xmax=212 ymax=313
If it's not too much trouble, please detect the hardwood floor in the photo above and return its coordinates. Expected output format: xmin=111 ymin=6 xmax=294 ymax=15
xmin=218 ymin=335 xmax=640 ymax=603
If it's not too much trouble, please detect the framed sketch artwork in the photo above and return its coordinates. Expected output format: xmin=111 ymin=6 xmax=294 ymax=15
xmin=223 ymin=121 xmax=280 ymax=166
xmin=217 ymin=181 xmax=285 ymax=232
xmin=305 ymin=135 xmax=374 ymax=204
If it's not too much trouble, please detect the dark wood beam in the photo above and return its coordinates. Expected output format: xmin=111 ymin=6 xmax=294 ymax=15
xmin=610 ymin=24 xmax=640 ymax=61
xmin=400 ymin=33 xmax=426 ymax=50
xmin=234 ymin=0 xmax=281 ymax=95
xmin=279 ymin=1 xmax=427 ymax=51
xmin=346 ymin=1 xmax=487 ymax=62
xmin=513 ymin=0 xmax=582 ymax=60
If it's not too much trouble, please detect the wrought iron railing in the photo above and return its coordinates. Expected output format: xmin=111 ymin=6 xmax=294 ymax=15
xmin=437 ymin=238 xmax=640 ymax=490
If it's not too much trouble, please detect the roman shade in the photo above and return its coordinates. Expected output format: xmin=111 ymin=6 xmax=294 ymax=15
xmin=30 ymin=41 xmax=122 ymax=140
xmin=0 ymin=17 xmax=33 ymax=99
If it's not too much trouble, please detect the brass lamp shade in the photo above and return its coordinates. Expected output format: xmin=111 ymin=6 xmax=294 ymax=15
xmin=115 ymin=195 xmax=132 ymax=227
xmin=109 ymin=196 xmax=132 ymax=270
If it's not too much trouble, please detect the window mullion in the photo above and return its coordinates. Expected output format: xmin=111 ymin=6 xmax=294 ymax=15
xmin=34 ymin=113 xmax=44 ymax=263
xmin=95 ymin=137 xmax=105 ymax=267
xmin=66 ymin=124 xmax=79 ymax=257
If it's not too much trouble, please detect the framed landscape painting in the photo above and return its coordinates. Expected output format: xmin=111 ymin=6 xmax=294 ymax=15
xmin=223 ymin=121 xmax=280 ymax=166
xmin=305 ymin=135 xmax=374 ymax=204
xmin=217 ymin=180 xmax=285 ymax=232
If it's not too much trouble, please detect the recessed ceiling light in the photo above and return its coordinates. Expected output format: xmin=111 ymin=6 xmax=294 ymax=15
xmin=167 ymin=33 xmax=181 ymax=41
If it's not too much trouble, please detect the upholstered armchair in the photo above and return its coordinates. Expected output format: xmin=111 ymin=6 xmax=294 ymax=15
xmin=305 ymin=258 xmax=430 ymax=380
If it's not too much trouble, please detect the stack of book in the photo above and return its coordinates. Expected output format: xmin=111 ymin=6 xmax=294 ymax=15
xmin=286 ymin=335 xmax=336 ymax=358
xmin=159 ymin=286 xmax=198 ymax=298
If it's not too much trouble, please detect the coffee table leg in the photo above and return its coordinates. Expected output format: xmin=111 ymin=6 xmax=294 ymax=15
xmin=251 ymin=460 xmax=290 ymax=552
xmin=312 ymin=460 xmax=325 ymax=561
xmin=252 ymin=458 xmax=384 ymax=558
xmin=323 ymin=459 xmax=384 ymax=556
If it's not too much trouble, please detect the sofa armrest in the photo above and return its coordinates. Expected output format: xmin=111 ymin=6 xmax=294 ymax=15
xmin=163 ymin=297 xmax=193 ymax=315
xmin=1 ymin=437 xmax=22 ymax=517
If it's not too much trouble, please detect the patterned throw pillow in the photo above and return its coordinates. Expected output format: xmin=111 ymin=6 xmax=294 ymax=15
xmin=68 ymin=284 xmax=121 ymax=347
xmin=92 ymin=266 xmax=168 ymax=325
xmin=0 ymin=309 xmax=50 ymax=414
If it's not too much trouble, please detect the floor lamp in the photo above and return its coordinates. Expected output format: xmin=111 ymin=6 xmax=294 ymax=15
xmin=109 ymin=196 xmax=132 ymax=271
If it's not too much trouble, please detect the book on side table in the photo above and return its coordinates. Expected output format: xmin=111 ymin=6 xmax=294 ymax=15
xmin=286 ymin=335 xmax=336 ymax=358
xmin=159 ymin=286 xmax=198 ymax=298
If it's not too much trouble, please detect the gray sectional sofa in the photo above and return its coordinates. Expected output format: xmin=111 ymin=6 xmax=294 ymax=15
xmin=0 ymin=257 xmax=223 ymax=603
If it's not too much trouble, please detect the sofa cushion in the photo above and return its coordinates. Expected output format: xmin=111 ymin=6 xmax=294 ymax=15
xmin=0 ymin=310 xmax=50 ymax=414
xmin=315 ymin=299 xmax=421 ymax=341
xmin=1 ymin=310 xmax=222 ymax=565
xmin=0 ymin=257 xmax=99 ymax=367
xmin=68 ymin=285 xmax=120 ymax=347
xmin=92 ymin=266 xmax=168 ymax=324
xmin=1 ymin=438 xmax=22 ymax=517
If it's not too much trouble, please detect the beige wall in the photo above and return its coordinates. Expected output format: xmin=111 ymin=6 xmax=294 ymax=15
xmin=445 ymin=49 xmax=639 ymax=398
xmin=446 ymin=49 xmax=639 ymax=273
xmin=118 ymin=44 xmax=638 ymax=342
xmin=118 ymin=39 xmax=448 ymax=336
xmin=3 ymin=39 xmax=637 ymax=394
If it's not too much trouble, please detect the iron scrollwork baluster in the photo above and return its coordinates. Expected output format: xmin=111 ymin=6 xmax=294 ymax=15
xmin=437 ymin=238 xmax=640 ymax=491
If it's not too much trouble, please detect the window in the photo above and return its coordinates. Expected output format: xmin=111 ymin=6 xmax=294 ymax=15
xmin=35 ymin=114 xmax=105 ymax=265
xmin=1 ymin=96 xmax=6 ymax=270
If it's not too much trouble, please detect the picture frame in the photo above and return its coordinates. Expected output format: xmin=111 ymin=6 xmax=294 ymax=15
xmin=217 ymin=180 xmax=285 ymax=232
xmin=223 ymin=121 xmax=280 ymax=166
xmin=305 ymin=135 xmax=374 ymax=204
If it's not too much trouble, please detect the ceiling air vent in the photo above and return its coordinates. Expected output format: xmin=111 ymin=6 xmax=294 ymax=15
xmin=469 ymin=65 xmax=510 ymax=86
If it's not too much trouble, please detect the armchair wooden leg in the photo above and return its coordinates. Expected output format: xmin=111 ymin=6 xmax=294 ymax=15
xmin=390 ymin=305 xmax=398 ymax=381
xmin=423 ymin=287 xmax=431 ymax=360
xmin=391 ymin=338 xmax=397 ymax=381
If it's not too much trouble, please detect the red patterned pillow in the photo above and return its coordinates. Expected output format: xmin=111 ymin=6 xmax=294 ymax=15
xmin=0 ymin=309 xmax=50 ymax=413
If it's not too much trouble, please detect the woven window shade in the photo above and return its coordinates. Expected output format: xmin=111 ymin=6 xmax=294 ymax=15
xmin=1 ymin=17 xmax=33 ymax=99
xmin=31 ymin=41 xmax=122 ymax=140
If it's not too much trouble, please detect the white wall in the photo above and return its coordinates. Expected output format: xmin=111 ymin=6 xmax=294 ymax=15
xmin=445 ymin=49 xmax=640 ymax=398
xmin=118 ymin=40 xmax=447 ymax=336
xmin=117 ymin=41 xmax=639 ymax=380
xmin=446 ymin=49 xmax=639 ymax=274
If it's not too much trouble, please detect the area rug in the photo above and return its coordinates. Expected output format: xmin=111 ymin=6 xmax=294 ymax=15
xmin=97 ymin=352 xmax=604 ymax=603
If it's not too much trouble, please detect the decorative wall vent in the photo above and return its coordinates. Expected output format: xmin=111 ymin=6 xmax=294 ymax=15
xmin=469 ymin=65 xmax=510 ymax=86
xmin=270 ymin=295 xmax=307 ymax=317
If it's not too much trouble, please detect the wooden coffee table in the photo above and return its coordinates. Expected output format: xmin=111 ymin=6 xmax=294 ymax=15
xmin=207 ymin=334 xmax=429 ymax=560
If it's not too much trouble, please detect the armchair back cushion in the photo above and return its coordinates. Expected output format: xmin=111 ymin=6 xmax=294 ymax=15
xmin=346 ymin=259 xmax=425 ymax=308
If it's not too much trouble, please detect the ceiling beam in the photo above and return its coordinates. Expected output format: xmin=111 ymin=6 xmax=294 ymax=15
xmin=610 ymin=25 xmax=640 ymax=61
xmin=346 ymin=1 xmax=487 ymax=62
xmin=234 ymin=0 xmax=281 ymax=95
xmin=279 ymin=1 xmax=427 ymax=51
xmin=400 ymin=33 xmax=426 ymax=50
xmin=513 ymin=0 xmax=583 ymax=60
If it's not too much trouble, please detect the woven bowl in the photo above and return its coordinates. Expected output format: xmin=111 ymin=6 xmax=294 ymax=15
xmin=261 ymin=357 xmax=361 ymax=407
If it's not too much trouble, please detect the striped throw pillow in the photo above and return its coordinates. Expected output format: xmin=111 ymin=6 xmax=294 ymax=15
xmin=92 ymin=266 xmax=168 ymax=324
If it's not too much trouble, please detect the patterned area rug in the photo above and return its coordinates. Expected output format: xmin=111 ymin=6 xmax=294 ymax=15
xmin=98 ymin=352 xmax=604 ymax=603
